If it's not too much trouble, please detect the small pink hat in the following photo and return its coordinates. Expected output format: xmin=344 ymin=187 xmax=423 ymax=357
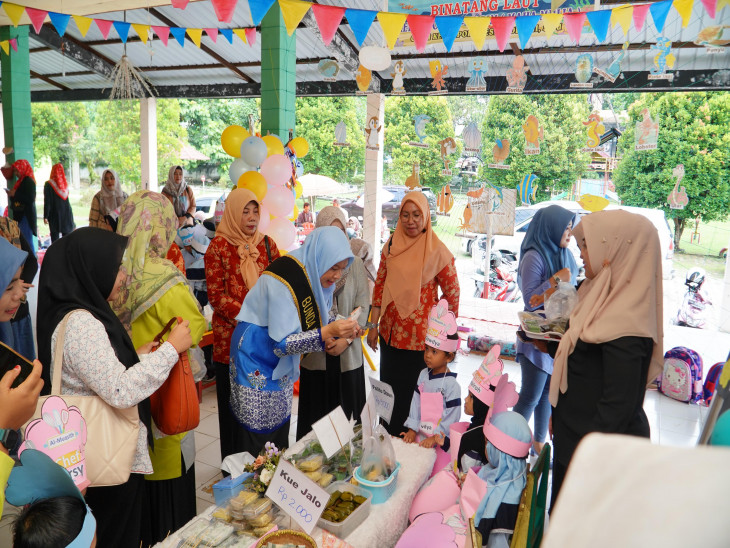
xmin=424 ymin=299 xmax=459 ymax=353
xmin=468 ymin=345 xmax=503 ymax=406
xmin=483 ymin=374 xmax=532 ymax=458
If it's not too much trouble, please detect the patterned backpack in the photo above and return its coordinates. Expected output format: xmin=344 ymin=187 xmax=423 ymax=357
xmin=658 ymin=347 xmax=703 ymax=403
xmin=702 ymin=362 xmax=725 ymax=405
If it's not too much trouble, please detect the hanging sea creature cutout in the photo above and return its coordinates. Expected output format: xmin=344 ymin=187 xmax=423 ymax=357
xmin=438 ymin=137 xmax=457 ymax=175
xmin=360 ymin=46 xmax=392 ymax=71
xmin=518 ymin=174 xmax=538 ymax=206
xmin=405 ymin=162 xmax=420 ymax=189
xmin=581 ymin=112 xmax=605 ymax=151
xmin=429 ymin=60 xmax=449 ymax=95
xmin=596 ymin=42 xmax=628 ymax=83
xmin=391 ymin=60 xmax=407 ymax=95
xmin=356 ymin=64 xmax=372 ymax=93
xmin=437 ymin=185 xmax=455 ymax=215
xmin=578 ymin=194 xmax=609 ymax=212
xmin=522 ymin=115 xmax=543 ymax=155
xmin=466 ymin=58 xmax=487 ymax=92
xmin=364 ymin=116 xmax=381 ymax=150
xmin=318 ymin=59 xmax=340 ymax=81
xmin=635 ymin=109 xmax=659 ymax=151
xmin=649 ymin=37 xmax=675 ymax=81
xmin=694 ymin=25 xmax=730 ymax=53
xmin=571 ymin=53 xmax=594 ymax=88
xmin=668 ymin=164 xmax=689 ymax=210
xmin=506 ymin=55 xmax=528 ymax=93
xmin=488 ymin=139 xmax=510 ymax=170
xmin=333 ymin=121 xmax=350 ymax=147
xmin=459 ymin=202 xmax=473 ymax=231
xmin=462 ymin=122 xmax=481 ymax=155
xmin=409 ymin=114 xmax=431 ymax=148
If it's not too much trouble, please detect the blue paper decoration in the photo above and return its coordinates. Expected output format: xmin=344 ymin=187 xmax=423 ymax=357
xmin=435 ymin=16 xmax=464 ymax=53
xmin=649 ymin=0 xmax=672 ymax=34
xmin=112 ymin=21 xmax=131 ymax=44
xmin=170 ymin=27 xmax=187 ymax=47
xmin=346 ymin=9 xmax=377 ymax=47
xmin=515 ymin=15 xmax=540 ymax=50
xmin=220 ymin=28 xmax=233 ymax=44
xmin=585 ymin=10 xmax=611 ymax=43
xmin=48 ymin=12 xmax=71 ymax=37
xmin=249 ymin=0 xmax=277 ymax=27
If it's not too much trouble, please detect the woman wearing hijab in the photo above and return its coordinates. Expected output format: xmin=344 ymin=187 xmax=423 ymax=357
xmin=43 ymin=163 xmax=76 ymax=242
xmin=7 ymin=159 xmax=37 ymax=252
xmin=549 ymin=210 xmax=663 ymax=508
xmin=298 ymin=207 xmax=370 ymax=440
xmin=204 ymin=188 xmax=279 ymax=461
xmin=367 ymin=191 xmax=460 ymax=436
xmin=230 ymin=227 xmax=361 ymax=456
xmin=513 ymin=205 xmax=578 ymax=457
xmin=88 ymin=169 xmax=128 ymax=231
xmin=36 ymin=227 xmax=193 ymax=548
xmin=112 ymin=191 xmax=206 ymax=546
xmin=161 ymin=165 xmax=196 ymax=228
xmin=349 ymin=237 xmax=376 ymax=298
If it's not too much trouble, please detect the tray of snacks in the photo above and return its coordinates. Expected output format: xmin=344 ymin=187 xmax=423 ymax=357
xmin=317 ymin=481 xmax=372 ymax=539
xmin=255 ymin=529 xmax=317 ymax=548
xmin=518 ymin=311 xmax=567 ymax=341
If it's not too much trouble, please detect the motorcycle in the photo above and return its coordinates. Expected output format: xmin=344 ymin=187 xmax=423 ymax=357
xmin=674 ymin=267 xmax=712 ymax=329
xmin=473 ymin=250 xmax=522 ymax=303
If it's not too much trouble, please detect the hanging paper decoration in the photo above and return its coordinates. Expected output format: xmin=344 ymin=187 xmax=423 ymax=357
xmin=112 ymin=21 xmax=131 ymax=44
xmin=152 ymin=26 xmax=171 ymax=46
xmin=410 ymin=115 xmax=431 ymax=148
xmin=364 ymin=116 xmax=382 ymax=150
xmin=506 ymin=55 xmax=529 ymax=93
xmin=220 ymin=28 xmax=234 ymax=43
xmin=280 ymin=0 xmax=312 ymax=36
xmin=318 ymin=59 xmax=340 ymax=81
xmin=563 ymin=12 xmax=587 ymax=44
xmin=541 ymin=13 xmax=563 ymax=39
xmin=522 ymin=115 xmax=543 ymax=155
xmin=96 ymin=19 xmax=114 ymax=40
xmin=170 ymin=27 xmax=187 ymax=47
xmin=518 ymin=174 xmax=538 ymax=205
xmin=74 ymin=16 xmax=94 ymax=38
xmin=635 ymin=109 xmax=660 ymax=151
xmin=233 ymin=29 xmax=249 ymax=44
xmin=429 ymin=60 xmax=449 ymax=95
xmin=0 ymin=42 xmax=10 ymax=56
xmin=132 ymin=24 xmax=151 ymax=42
xmin=649 ymin=37 xmax=676 ymax=79
xmin=25 ymin=8 xmax=48 ymax=34
xmin=312 ymin=4 xmax=345 ymax=46
xmin=408 ymin=15 xmax=435 ymax=53
xmin=673 ymin=0 xmax=694 ymax=27
xmin=668 ymin=165 xmax=689 ymax=209
xmin=649 ymin=0 xmax=672 ymax=34
xmin=437 ymin=185 xmax=455 ymax=214
xmin=458 ymin=202 xmax=472 ymax=232
xmin=334 ymin=121 xmax=350 ymax=147
xmin=582 ymin=112 xmax=605 ymax=151
xmin=489 ymin=139 xmax=510 ymax=169
xmin=109 ymin=55 xmax=154 ymax=100
xmin=211 ymin=0 xmax=239 ymax=23
xmin=695 ymin=25 xmax=730 ymax=49
xmin=347 ymin=9 xmax=377 ymax=47
xmin=632 ymin=4 xmax=651 ymax=31
xmin=2 ymin=3 xmax=25 ymax=27
xmin=249 ymin=0 xmax=277 ymax=27
xmin=515 ymin=15 xmax=540 ymax=50
xmin=466 ymin=58 xmax=487 ymax=92
xmin=49 ymin=12 xmax=71 ymax=37
xmin=187 ymin=28 xmax=203 ymax=47
xmin=464 ymin=16 xmax=491 ymax=50
xmin=404 ymin=162 xmax=420 ymax=189
xmin=438 ymin=138 xmax=457 ymax=175
xmin=462 ymin=123 xmax=481 ymax=154
xmin=204 ymin=28 xmax=219 ymax=42
xmin=355 ymin=64 xmax=372 ymax=92
xmin=571 ymin=53 xmax=594 ymax=88
xmin=378 ymin=12 xmax=407 ymax=50
xmin=577 ymin=194 xmax=609 ymax=212
xmin=171 ymin=0 xmax=190 ymax=7
xmin=360 ymin=46 xmax=391 ymax=71
xmin=586 ymin=10 xmax=611 ymax=43
xmin=700 ymin=0 xmax=718 ymax=18
xmin=245 ymin=28 xmax=257 ymax=45
xmin=596 ymin=42 xmax=628 ymax=83
xmin=9 ymin=39 xmax=17 ymax=52
xmin=435 ymin=16 xmax=464 ymax=53
xmin=610 ymin=6 xmax=633 ymax=36
xmin=391 ymin=60 xmax=406 ymax=95
xmin=491 ymin=16 xmax=516 ymax=53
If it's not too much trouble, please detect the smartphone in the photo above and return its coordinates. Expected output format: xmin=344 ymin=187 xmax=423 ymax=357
xmin=0 ymin=342 xmax=34 ymax=389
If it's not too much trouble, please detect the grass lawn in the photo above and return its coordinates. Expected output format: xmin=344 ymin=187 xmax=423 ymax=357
xmin=676 ymin=218 xmax=729 ymax=258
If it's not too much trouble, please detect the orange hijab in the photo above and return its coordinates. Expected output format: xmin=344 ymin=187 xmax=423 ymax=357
xmin=380 ymin=191 xmax=453 ymax=319
xmin=215 ymin=188 xmax=265 ymax=289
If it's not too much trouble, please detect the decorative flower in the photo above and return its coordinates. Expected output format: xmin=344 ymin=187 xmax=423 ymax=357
xmin=253 ymin=456 xmax=265 ymax=469
xmin=260 ymin=468 xmax=274 ymax=485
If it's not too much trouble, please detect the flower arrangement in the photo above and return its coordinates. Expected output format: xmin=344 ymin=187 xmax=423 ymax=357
xmin=244 ymin=442 xmax=283 ymax=494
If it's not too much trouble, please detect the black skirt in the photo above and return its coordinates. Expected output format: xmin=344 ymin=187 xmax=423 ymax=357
xmin=84 ymin=473 xmax=145 ymax=548
xmin=241 ymin=419 xmax=291 ymax=456
xmin=215 ymin=360 xmax=249 ymax=462
xmin=379 ymin=337 xmax=425 ymax=436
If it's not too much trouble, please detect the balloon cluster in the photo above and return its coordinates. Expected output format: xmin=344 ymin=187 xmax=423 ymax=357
xmin=221 ymin=125 xmax=309 ymax=250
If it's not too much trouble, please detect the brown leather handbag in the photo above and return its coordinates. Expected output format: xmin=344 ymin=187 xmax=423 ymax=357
xmin=150 ymin=317 xmax=200 ymax=435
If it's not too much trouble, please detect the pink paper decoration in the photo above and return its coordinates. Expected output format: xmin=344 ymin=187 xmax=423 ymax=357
xmin=152 ymin=25 xmax=170 ymax=46
xmin=311 ymin=4 xmax=346 ymax=46
xmin=407 ymin=15 xmax=435 ymax=52
xmin=171 ymin=0 xmax=190 ymax=8
xmin=205 ymin=28 xmax=219 ymax=42
xmin=491 ymin=16 xmax=516 ymax=52
xmin=245 ymin=27 xmax=257 ymax=45
xmin=211 ymin=0 xmax=238 ymax=23
xmin=25 ymin=8 xmax=48 ymax=34
xmin=95 ymin=19 xmax=113 ymax=39
xmin=563 ymin=11 xmax=587 ymax=43
xmin=9 ymin=38 xmax=17 ymax=52
xmin=632 ymin=4 xmax=651 ymax=31
xmin=700 ymin=0 xmax=717 ymax=18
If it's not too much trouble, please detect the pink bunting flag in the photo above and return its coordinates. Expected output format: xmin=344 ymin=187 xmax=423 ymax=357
xmin=95 ymin=19 xmax=113 ymax=39
xmin=152 ymin=25 xmax=170 ymax=46
xmin=9 ymin=38 xmax=17 ymax=52
xmin=211 ymin=0 xmax=238 ymax=23
xmin=25 ymin=8 xmax=48 ymax=34
xmin=407 ymin=14 xmax=435 ymax=52
xmin=171 ymin=0 xmax=190 ymax=8
xmin=311 ymin=4 xmax=345 ymax=46
xmin=700 ymin=0 xmax=717 ymax=17
xmin=491 ymin=16 xmax=516 ymax=52
xmin=632 ymin=4 xmax=651 ymax=31
xmin=245 ymin=27 xmax=257 ymax=45
xmin=563 ymin=11 xmax=587 ymax=43
xmin=205 ymin=28 xmax=219 ymax=42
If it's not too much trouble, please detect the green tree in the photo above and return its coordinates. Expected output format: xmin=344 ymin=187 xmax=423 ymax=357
xmin=31 ymin=102 xmax=91 ymax=166
xmin=479 ymin=95 xmax=590 ymax=200
xmin=613 ymin=92 xmax=730 ymax=249
xmin=447 ymin=95 xmax=489 ymax=129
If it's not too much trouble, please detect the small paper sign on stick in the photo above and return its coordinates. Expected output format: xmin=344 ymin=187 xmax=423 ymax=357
xmin=368 ymin=378 xmax=395 ymax=423
xmin=266 ymin=459 xmax=328 ymax=534
xmin=360 ymin=393 xmax=377 ymax=439
xmin=312 ymin=406 xmax=355 ymax=458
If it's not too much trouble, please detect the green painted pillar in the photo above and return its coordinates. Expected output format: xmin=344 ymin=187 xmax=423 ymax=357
xmin=0 ymin=25 xmax=33 ymax=173
xmin=260 ymin=3 xmax=296 ymax=140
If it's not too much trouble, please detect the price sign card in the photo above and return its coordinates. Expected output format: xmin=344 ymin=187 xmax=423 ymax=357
xmin=312 ymin=406 xmax=355 ymax=458
xmin=266 ymin=459 xmax=328 ymax=534
xmin=360 ymin=393 xmax=377 ymax=439
xmin=368 ymin=378 xmax=395 ymax=423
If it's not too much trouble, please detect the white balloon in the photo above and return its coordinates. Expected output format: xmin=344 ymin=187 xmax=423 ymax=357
xmin=258 ymin=203 xmax=271 ymax=233
xmin=359 ymin=46 xmax=392 ymax=71
xmin=265 ymin=185 xmax=295 ymax=217
xmin=240 ymin=136 xmax=268 ymax=168
xmin=266 ymin=217 xmax=296 ymax=249
xmin=228 ymin=158 xmax=251 ymax=184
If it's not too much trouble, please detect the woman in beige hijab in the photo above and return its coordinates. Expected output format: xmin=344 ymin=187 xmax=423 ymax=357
xmin=549 ymin=209 xmax=663 ymax=508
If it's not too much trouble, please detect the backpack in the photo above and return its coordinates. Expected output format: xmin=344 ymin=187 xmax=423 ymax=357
xmin=703 ymin=362 xmax=725 ymax=405
xmin=658 ymin=347 xmax=703 ymax=403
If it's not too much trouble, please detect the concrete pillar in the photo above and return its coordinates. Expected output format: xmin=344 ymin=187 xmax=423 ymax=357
xmin=71 ymin=158 xmax=81 ymax=189
xmin=260 ymin=3 xmax=296 ymax=140
xmin=362 ymin=93 xmax=385 ymax=266
xmin=140 ymin=96 xmax=158 ymax=191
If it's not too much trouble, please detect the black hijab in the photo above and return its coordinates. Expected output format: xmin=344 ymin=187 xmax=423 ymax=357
xmin=37 ymin=227 xmax=152 ymax=443
xmin=457 ymin=395 xmax=490 ymax=468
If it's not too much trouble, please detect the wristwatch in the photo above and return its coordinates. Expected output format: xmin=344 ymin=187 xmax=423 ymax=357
xmin=0 ymin=428 xmax=20 ymax=452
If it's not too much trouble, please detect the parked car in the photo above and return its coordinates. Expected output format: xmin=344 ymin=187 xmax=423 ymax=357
xmin=195 ymin=194 xmax=226 ymax=217
xmin=341 ymin=186 xmax=437 ymax=229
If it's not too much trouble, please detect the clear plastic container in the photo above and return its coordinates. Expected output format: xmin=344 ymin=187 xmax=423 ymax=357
xmin=297 ymin=453 xmax=325 ymax=472
xmin=246 ymin=508 xmax=275 ymax=528
xmin=317 ymin=481 xmax=372 ymax=539
xmin=242 ymin=496 xmax=272 ymax=518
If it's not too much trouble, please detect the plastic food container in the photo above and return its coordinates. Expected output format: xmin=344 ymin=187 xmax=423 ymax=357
xmin=212 ymin=473 xmax=253 ymax=505
xmin=242 ymin=497 xmax=272 ymax=518
xmin=297 ymin=453 xmax=325 ymax=472
xmin=317 ymin=481 xmax=372 ymax=539
xmin=353 ymin=462 xmax=401 ymax=504
xmin=247 ymin=509 xmax=275 ymax=528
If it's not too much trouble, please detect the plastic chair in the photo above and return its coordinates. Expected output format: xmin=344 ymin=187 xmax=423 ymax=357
xmin=510 ymin=443 xmax=551 ymax=548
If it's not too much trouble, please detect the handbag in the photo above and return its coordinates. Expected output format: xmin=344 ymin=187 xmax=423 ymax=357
xmin=26 ymin=312 xmax=139 ymax=487
xmin=150 ymin=317 xmax=200 ymax=436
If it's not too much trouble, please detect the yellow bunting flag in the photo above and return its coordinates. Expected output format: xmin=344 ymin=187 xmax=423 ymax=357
xmin=186 ymin=28 xmax=203 ymax=47
xmin=2 ymin=3 xmax=25 ymax=27
xmin=719 ymin=0 xmax=730 ymax=10
xmin=610 ymin=6 xmax=633 ymax=36
xmin=464 ymin=16 xmax=491 ymax=50
xmin=279 ymin=0 xmax=313 ymax=36
xmin=0 ymin=41 xmax=9 ymax=55
xmin=132 ymin=23 xmax=150 ymax=42
xmin=540 ymin=13 xmax=563 ymax=39
xmin=378 ymin=12 xmax=407 ymax=50
xmin=233 ymin=28 xmax=248 ymax=44
xmin=73 ymin=15 xmax=94 ymax=37
xmin=672 ymin=0 xmax=694 ymax=27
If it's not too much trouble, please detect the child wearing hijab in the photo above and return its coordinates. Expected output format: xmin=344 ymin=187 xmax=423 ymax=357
xmin=161 ymin=165 xmax=196 ymax=227
xmin=88 ymin=169 xmax=128 ymax=231
xmin=43 ymin=163 xmax=76 ymax=242
xmin=0 ymin=237 xmax=28 ymax=347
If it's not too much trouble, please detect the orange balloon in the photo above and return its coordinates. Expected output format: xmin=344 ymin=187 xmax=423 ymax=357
xmin=262 ymin=135 xmax=285 ymax=157
xmin=221 ymin=125 xmax=249 ymax=157
xmin=237 ymin=171 xmax=267 ymax=201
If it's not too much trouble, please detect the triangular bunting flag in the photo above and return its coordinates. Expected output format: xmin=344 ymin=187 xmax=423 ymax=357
xmin=672 ymin=0 xmax=694 ymax=27
xmin=95 ymin=19 xmax=113 ymax=39
xmin=435 ymin=16 xmax=464 ymax=52
xmin=211 ymin=0 xmax=238 ymax=23
xmin=515 ymin=14 xmax=539 ymax=50
xmin=700 ymin=0 xmax=717 ymax=17
xmin=49 ymin=12 xmax=71 ymax=37
xmin=0 ymin=41 xmax=9 ymax=55
xmin=152 ymin=25 xmax=170 ymax=46
xmin=204 ymin=28 xmax=218 ymax=42
xmin=245 ymin=27 xmax=257 ymax=45
xmin=9 ymin=38 xmax=17 ymax=52
xmin=540 ymin=13 xmax=563 ymax=39
xmin=25 ymin=7 xmax=48 ymax=34
xmin=186 ymin=28 xmax=203 ymax=47
xmin=113 ymin=21 xmax=131 ymax=43
xmin=313 ymin=4 xmax=346 ymax=46
xmin=464 ymin=16 xmax=491 ymax=50
xmin=378 ymin=12 xmax=407 ymax=50
xmin=220 ymin=28 xmax=233 ymax=43
xmin=170 ymin=26 xmax=187 ymax=47
xmin=249 ymin=0 xmax=276 ymax=27
xmin=632 ymin=3 xmax=650 ymax=31
xmin=279 ymin=0 xmax=312 ymax=36
xmin=407 ymin=14 xmax=434 ymax=52
xmin=610 ymin=6 xmax=633 ymax=36
xmin=491 ymin=16 xmax=516 ymax=52
xmin=73 ymin=15 xmax=94 ymax=37
xmin=2 ymin=3 xmax=25 ymax=27
xmin=347 ymin=9 xmax=377 ymax=47
xmin=649 ymin=0 xmax=672 ymax=33
xmin=171 ymin=0 xmax=190 ymax=7
xmin=718 ymin=0 xmax=730 ymax=11
xmin=585 ymin=9 xmax=611 ymax=42
xmin=233 ymin=28 xmax=248 ymax=44
xmin=563 ymin=11 xmax=587 ymax=43
xmin=132 ymin=23 xmax=150 ymax=42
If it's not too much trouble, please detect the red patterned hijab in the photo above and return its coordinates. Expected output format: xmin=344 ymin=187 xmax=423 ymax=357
xmin=12 ymin=159 xmax=35 ymax=191
xmin=47 ymin=163 xmax=69 ymax=200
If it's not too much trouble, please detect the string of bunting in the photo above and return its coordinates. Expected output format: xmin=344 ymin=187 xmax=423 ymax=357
xmin=0 ymin=0 xmax=726 ymax=54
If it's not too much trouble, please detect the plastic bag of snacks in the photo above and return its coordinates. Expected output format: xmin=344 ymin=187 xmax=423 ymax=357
xmin=544 ymin=282 xmax=578 ymax=332
xmin=359 ymin=424 xmax=395 ymax=482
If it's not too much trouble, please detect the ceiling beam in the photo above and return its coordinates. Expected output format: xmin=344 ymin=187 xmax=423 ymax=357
xmin=30 ymin=70 xmax=71 ymax=91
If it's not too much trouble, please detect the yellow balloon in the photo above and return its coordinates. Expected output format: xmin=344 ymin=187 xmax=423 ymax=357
xmin=294 ymin=180 xmax=303 ymax=199
xmin=280 ymin=249 xmax=288 ymax=256
xmin=237 ymin=171 xmax=267 ymax=201
xmin=288 ymin=204 xmax=299 ymax=222
xmin=262 ymin=135 xmax=285 ymax=157
xmin=288 ymin=137 xmax=309 ymax=158
xmin=221 ymin=125 xmax=249 ymax=157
